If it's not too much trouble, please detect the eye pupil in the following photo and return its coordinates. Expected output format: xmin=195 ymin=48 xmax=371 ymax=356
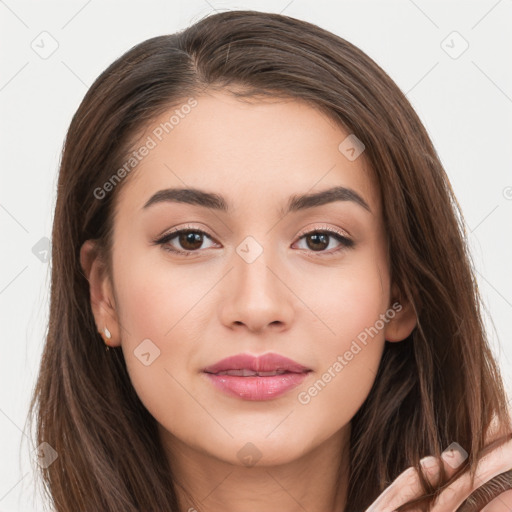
xmin=180 ymin=231 xmax=203 ymax=250
xmin=307 ymin=233 xmax=329 ymax=251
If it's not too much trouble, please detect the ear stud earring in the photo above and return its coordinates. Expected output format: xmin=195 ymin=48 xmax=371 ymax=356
xmin=101 ymin=326 xmax=112 ymax=351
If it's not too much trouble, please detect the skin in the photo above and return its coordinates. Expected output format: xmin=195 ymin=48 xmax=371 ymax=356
xmin=365 ymin=435 xmax=512 ymax=511
xmin=80 ymin=90 xmax=418 ymax=512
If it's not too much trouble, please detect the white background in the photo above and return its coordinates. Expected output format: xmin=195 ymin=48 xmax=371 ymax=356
xmin=1 ymin=1 xmax=511 ymax=510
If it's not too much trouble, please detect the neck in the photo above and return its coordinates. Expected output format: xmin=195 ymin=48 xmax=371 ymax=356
xmin=159 ymin=424 xmax=351 ymax=512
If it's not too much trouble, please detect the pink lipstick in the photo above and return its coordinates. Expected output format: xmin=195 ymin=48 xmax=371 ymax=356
xmin=203 ymin=353 xmax=311 ymax=400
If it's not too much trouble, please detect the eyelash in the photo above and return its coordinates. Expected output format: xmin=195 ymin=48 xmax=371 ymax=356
xmin=153 ymin=224 xmax=354 ymax=258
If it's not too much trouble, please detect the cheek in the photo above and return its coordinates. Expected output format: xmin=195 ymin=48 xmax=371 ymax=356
xmin=294 ymin=253 xmax=389 ymax=423
xmin=300 ymin=253 xmax=389 ymax=353
xmin=114 ymin=247 xmax=211 ymax=340
xmin=112 ymin=251 xmax=216 ymax=420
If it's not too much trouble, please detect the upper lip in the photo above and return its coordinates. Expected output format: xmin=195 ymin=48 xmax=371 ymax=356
xmin=203 ymin=353 xmax=311 ymax=374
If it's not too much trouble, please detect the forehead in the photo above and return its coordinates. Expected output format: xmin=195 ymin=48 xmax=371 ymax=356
xmin=115 ymin=90 xmax=380 ymax=217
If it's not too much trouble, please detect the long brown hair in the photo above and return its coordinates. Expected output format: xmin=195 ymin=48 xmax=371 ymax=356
xmin=27 ymin=9 xmax=511 ymax=511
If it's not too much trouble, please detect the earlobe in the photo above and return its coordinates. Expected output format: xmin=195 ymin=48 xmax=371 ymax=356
xmin=384 ymin=291 xmax=418 ymax=343
xmin=79 ymin=240 xmax=121 ymax=347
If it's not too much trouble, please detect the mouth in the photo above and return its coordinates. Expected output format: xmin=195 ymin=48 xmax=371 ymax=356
xmin=203 ymin=352 xmax=311 ymax=374
xmin=206 ymin=369 xmax=293 ymax=377
xmin=202 ymin=352 xmax=312 ymax=401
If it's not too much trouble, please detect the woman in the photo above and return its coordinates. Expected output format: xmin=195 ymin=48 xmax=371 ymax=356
xmin=28 ymin=9 xmax=512 ymax=512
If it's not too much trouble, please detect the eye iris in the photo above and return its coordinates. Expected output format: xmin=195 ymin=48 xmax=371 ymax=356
xmin=179 ymin=231 xmax=203 ymax=250
xmin=307 ymin=233 xmax=329 ymax=251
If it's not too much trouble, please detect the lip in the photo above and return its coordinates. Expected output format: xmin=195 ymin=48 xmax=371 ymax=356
xmin=203 ymin=352 xmax=310 ymax=374
xmin=203 ymin=352 xmax=311 ymax=401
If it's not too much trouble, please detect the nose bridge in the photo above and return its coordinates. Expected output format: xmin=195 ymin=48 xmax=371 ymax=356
xmin=233 ymin=232 xmax=281 ymax=299
xmin=219 ymin=230 xmax=293 ymax=331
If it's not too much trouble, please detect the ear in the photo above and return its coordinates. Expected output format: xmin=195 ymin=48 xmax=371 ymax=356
xmin=384 ymin=284 xmax=417 ymax=342
xmin=80 ymin=239 xmax=121 ymax=347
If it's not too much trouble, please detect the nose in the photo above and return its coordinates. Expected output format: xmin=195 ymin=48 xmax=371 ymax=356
xmin=218 ymin=242 xmax=294 ymax=334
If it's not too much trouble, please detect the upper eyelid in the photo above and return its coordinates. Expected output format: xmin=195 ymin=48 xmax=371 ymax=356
xmin=158 ymin=225 xmax=351 ymax=242
xmin=158 ymin=225 xmax=217 ymax=242
xmin=296 ymin=223 xmax=351 ymax=239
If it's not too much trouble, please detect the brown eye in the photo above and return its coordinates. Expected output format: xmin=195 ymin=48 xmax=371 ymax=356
xmin=304 ymin=232 xmax=329 ymax=251
xmin=294 ymin=229 xmax=354 ymax=254
xmin=154 ymin=227 xmax=354 ymax=256
xmin=177 ymin=231 xmax=204 ymax=251
xmin=155 ymin=228 xmax=217 ymax=254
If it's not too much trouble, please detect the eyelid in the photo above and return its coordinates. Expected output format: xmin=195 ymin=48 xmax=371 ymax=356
xmin=295 ymin=223 xmax=351 ymax=240
xmin=156 ymin=223 xmax=216 ymax=240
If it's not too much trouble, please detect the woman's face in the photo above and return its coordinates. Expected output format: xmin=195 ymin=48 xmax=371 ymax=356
xmin=84 ymin=90 xmax=415 ymax=467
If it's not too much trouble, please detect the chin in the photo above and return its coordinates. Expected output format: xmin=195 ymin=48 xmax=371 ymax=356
xmin=200 ymin=429 xmax=320 ymax=468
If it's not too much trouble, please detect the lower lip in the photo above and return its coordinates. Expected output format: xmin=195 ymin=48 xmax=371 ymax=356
xmin=204 ymin=372 xmax=310 ymax=400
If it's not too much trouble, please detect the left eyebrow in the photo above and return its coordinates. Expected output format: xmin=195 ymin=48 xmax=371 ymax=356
xmin=142 ymin=186 xmax=371 ymax=214
xmin=285 ymin=186 xmax=371 ymax=214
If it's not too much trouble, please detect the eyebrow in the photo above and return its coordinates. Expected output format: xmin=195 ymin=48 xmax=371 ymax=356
xmin=142 ymin=186 xmax=371 ymax=214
